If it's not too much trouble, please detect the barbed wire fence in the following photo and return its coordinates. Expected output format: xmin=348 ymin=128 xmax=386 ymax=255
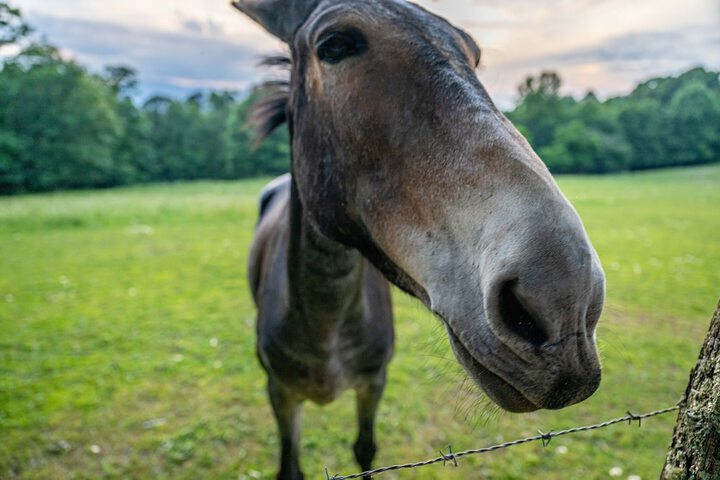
xmin=325 ymin=403 xmax=681 ymax=480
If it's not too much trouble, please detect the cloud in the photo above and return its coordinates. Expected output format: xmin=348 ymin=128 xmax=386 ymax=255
xmin=180 ymin=19 xmax=204 ymax=35
xmin=25 ymin=12 xmax=279 ymax=98
xmin=17 ymin=3 xmax=720 ymax=111
xmin=479 ymin=25 xmax=720 ymax=108
xmin=178 ymin=14 xmax=226 ymax=37
xmin=538 ymin=26 xmax=720 ymax=67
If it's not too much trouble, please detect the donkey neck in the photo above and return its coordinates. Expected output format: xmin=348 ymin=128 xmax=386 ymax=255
xmin=287 ymin=181 xmax=365 ymax=334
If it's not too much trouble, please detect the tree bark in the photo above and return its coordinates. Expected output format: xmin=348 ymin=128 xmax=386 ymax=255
xmin=661 ymin=299 xmax=720 ymax=480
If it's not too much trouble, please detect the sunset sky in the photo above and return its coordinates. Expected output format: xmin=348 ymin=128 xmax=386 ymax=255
xmin=11 ymin=0 xmax=720 ymax=108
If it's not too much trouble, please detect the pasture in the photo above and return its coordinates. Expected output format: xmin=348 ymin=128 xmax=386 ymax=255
xmin=1 ymin=165 xmax=719 ymax=479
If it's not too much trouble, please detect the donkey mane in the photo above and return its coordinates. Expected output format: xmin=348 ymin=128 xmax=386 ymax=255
xmin=250 ymin=55 xmax=292 ymax=144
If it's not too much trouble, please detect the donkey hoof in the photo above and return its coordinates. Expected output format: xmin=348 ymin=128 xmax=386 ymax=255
xmin=353 ymin=439 xmax=377 ymax=472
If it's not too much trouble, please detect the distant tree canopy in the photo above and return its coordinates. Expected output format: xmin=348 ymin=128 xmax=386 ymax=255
xmin=508 ymin=69 xmax=720 ymax=174
xmin=0 ymin=3 xmax=718 ymax=194
xmin=0 ymin=2 xmax=30 ymax=47
xmin=0 ymin=3 xmax=289 ymax=194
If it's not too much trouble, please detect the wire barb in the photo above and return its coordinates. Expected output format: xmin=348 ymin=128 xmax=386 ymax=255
xmin=626 ymin=411 xmax=642 ymax=427
xmin=439 ymin=445 xmax=458 ymax=467
xmin=538 ymin=430 xmax=553 ymax=447
xmin=325 ymin=403 xmax=680 ymax=480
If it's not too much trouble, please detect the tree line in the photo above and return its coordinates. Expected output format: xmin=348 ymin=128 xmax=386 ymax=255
xmin=0 ymin=3 xmax=289 ymax=194
xmin=508 ymin=70 xmax=720 ymax=174
xmin=0 ymin=3 xmax=719 ymax=194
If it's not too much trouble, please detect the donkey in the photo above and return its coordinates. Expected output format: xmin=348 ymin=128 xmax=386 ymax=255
xmin=237 ymin=1 xmax=606 ymax=478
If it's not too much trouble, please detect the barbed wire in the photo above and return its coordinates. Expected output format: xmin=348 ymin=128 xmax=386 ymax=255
xmin=325 ymin=403 xmax=681 ymax=480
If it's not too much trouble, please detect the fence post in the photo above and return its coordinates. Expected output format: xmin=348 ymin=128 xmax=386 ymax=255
xmin=661 ymin=299 xmax=720 ymax=479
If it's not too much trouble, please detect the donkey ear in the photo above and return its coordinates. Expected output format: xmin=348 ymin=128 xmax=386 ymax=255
xmin=454 ymin=27 xmax=482 ymax=68
xmin=231 ymin=0 xmax=321 ymax=42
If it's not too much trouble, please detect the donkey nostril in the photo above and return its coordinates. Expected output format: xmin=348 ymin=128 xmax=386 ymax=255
xmin=498 ymin=281 xmax=548 ymax=346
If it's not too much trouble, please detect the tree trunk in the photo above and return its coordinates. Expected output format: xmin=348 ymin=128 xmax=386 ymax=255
xmin=661 ymin=299 xmax=720 ymax=480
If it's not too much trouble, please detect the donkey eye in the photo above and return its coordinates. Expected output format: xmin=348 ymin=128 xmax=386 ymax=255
xmin=316 ymin=29 xmax=368 ymax=64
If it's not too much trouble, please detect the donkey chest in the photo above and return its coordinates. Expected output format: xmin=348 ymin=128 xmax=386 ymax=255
xmin=260 ymin=323 xmax=387 ymax=404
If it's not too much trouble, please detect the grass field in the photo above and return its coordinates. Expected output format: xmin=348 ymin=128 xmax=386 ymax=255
xmin=1 ymin=165 xmax=719 ymax=480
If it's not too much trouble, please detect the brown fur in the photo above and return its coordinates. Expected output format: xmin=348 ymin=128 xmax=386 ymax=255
xmin=239 ymin=1 xmax=606 ymax=478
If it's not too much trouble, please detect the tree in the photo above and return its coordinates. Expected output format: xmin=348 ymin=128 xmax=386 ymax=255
xmin=510 ymin=68 xmax=720 ymax=174
xmin=616 ymin=98 xmax=669 ymax=170
xmin=0 ymin=127 xmax=25 ymax=193
xmin=662 ymin=300 xmax=720 ymax=479
xmin=538 ymin=120 xmax=599 ymax=173
xmin=199 ymin=91 xmax=237 ymax=179
xmin=1 ymin=7 xmax=719 ymax=193
xmin=629 ymin=67 xmax=720 ymax=105
xmin=0 ymin=2 xmax=30 ymax=48
xmin=1 ymin=44 xmax=124 ymax=191
xmin=538 ymin=120 xmax=630 ymax=174
xmin=666 ymin=80 xmax=720 ymax=167
xmin=518 ymin=71 xmax=562 ymax=98
xmin=104 ymin=65 xmax=139 ymax=97
xmin=508 ymin=71 xmax=574 ymax=150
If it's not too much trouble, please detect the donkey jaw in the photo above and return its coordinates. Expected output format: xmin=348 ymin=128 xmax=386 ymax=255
xmin=444 ymin=321 xmax=601 ymax=413
xmin=446 ymin=326 xmax=539 ymax=412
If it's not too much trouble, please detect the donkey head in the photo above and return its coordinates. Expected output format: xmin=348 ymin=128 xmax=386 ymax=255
xmin=234 ymin=0 xmax=605 ymax=413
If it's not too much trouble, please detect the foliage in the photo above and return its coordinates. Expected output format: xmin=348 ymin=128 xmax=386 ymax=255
xmin=0 ymin=44 xmax=124 ymax=192
xmin=509 ymin=68 xmax=720 ymax=174
xmin=0 ymin=4 xmax=290 ymax=194
xmin=0 ymin=1 xmax=30 ymax=47
xmin=1 ymin=166 xmax=719 ymax=479
xmin=512 ymin=71 xmax=574 ymax=149
xmin=0 ymin=4 xmax=718 ymax=193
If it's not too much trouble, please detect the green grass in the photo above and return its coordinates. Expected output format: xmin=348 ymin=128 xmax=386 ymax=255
xmin=1 ymin=166 xmax=718 ymax=479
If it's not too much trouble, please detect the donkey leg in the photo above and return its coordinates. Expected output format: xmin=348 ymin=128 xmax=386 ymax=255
xmin=353 ymin=371 xmax=386 ymax=476
xmin=268 ymin=379 xmax=304 ymax=480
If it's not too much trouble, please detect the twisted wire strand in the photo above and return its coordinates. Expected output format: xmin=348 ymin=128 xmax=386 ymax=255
xmin=326 ymin=404 xmax=681 ymax=480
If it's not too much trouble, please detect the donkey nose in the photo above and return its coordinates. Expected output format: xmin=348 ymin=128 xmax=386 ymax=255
xmin=496 ymin=280 xmax=549 ymax=347
xmin=488 ymin=275 xmax=603 ymax=409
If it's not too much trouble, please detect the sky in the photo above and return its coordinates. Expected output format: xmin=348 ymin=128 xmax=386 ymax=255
xmin=10 ymin=0 xmax=720 ymax=109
